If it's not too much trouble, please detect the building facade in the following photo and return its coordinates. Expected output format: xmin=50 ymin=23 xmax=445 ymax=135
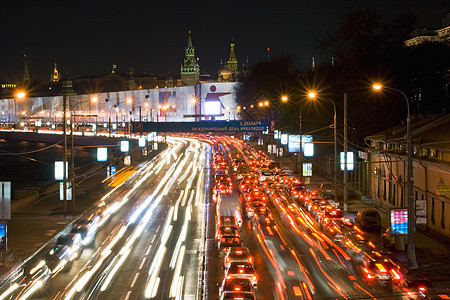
xmin=365 ymin=114 xmax=450 ymax=239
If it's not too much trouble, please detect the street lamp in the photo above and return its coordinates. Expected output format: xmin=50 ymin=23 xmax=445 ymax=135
xmin=308 ymin=91 xmax=338 ymax=206
xmin=372 ymin=83 xmax=418 ymax=269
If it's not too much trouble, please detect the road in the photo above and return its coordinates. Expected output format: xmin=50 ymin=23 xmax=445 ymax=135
xmin=2 ymin=135 xmax=444 ymax=299
xmin=6 ymin=137 xmax=210 ymax=300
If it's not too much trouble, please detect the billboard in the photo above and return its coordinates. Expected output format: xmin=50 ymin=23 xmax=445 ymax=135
xmin=97 ymin=147 xmax=107 ymax=162
xmin=303 ymin=163 xmax=312 ymax=177
xmin=120 ymin=141 xmax=130 ymax=152
xmin=280 ymin=134 xmax=288 ymax=145
xmin=304 ymin=143 xmax=314 ymax=157
xmin=0 ymin=223 xmax=6 ymax=251
xmin=340 ymin=152 xmax=354 ymax=171
xmin=138 ymin=137 xmax=146 ymax=147
xmin=288 ymin=135 xmax=300 ymax=153
xmin=390 ymin=209 xmax=408 ymax=235
xmin=55 ymin=161 xmax=69 ymax=180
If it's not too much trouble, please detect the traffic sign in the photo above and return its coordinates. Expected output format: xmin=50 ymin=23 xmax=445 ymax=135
xmin=132 ymin=121 xmax=267 ymax=133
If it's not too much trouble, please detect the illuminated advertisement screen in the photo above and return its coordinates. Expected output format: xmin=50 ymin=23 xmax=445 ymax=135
xmin=301 ymin=135 xmax=312 ymax=151
xmin=340 ymin=152 xmax=354 ymax=171
xmin=303 ymin=163 xmax=312 ymax=177
xmin=0 ymin=223 xmax=6 ymax=251
xmin=304 ymin=143 xmax=314 ymax=157
xmin=120 ymin=141 xmax=130 ymax=152
xmin=390 ymin=209 xmax=408 ymax=235
xmin=139 ymin=137 xmax=146 ymax=147
xmin=55 ymin=161 xmax=68 ymax=180
xmin=97 ymin=147 xmax=107 ymax=162
xmin=288 ymin=135 xmax=300 ymax=153
xmin=204 ymin=100 xmax=221 ymax=115
xmin=281 ymin=134 xmax=288 ymax=145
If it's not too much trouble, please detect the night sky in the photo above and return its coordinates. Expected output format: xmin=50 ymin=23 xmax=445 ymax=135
xmin=1 ymin=0 xmax=449 ymax=83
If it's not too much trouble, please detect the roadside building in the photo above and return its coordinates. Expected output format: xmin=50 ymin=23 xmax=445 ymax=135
xmin=366 ymin=114 xmax=450 ymax=239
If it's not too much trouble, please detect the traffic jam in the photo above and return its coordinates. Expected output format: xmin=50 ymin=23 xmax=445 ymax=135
xmin=210 ymin=136 xmax=431 ymax=300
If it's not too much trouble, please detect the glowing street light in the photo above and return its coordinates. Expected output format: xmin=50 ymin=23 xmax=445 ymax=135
xmin=16 ymin=91 xmax=26 ymax=99
xmin=308 ymin=91 xmax=338 ymax=206
xmin=281 ymin=95 xmax=288 ymax=102
xmin=372 ymin=82 xmax=418 ymax=269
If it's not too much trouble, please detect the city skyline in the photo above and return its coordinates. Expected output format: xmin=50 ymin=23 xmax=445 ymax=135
xmin=1 ymin=0 xmax=449 ymax=83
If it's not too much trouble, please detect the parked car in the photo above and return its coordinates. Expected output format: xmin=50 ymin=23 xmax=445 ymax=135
xmin=319 ymin=183 xmax=335 ymax=198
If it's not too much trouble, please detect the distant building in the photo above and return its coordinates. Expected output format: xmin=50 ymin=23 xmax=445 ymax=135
xmin=366 ymin=114 xmax=450 ymax=239
xmin=405 ymin=13 xmax=450 ymax=47
xmin=50 ymin=62 xmax=60 ymax=84
xmin=180 ymin=31 xmax=200 ymax=86
xmin=218 ymin=39 xmax=249 ymax=82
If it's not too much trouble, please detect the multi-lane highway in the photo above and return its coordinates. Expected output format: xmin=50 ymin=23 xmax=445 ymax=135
xmin=0 ymin=135 xmax=441 ymax=300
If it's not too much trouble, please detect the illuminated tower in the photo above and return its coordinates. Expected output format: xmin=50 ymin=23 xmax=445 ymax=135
xmin=225 ymin=38 xmax=239 ymax=81
xmin=218 ymin=38 xmax=240 ymax=82
xmin=180 ymin=30 xmax=200 ymax=86
xmin=50 ymin=62 xmax=60 ymax=83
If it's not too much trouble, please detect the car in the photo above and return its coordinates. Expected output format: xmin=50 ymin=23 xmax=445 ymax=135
xmin=21 ymin=260 xmax=53 ymax=297
xmin=218 ymin=235 xmax=242 ymax=252
xmin=218 ymin=277 xmax=255 ymax=295
xmin=246 ymin=201 xmax=267 ymax=218
xmin=224 ymin=247 xmax=253 ymax=267
xmin=45 ymin=244 xmax=73 ymax=275
xmin=216 ymin=225 xmax=240 ymax=242
xmin=219 ymin=291 xmax=256 ymax=300
xmin=55 ymin=232 xmax=83 ymax=261
xmin=224 ymin=261 xmax=257 ymax=288
xmin=290 ymin=185 xmax=306 ymax=200
xmin=240 ymin=177 xmax=258 ymax=191
xmin=258 ymin=168 xmax=274 ymax=182
xmin=355 ymin=209 xmax=381 ymax=232
xmin=319 ymin=183 xmax=335 ymax=198
xmin=70 ymin=213 xmax=100 ymax=246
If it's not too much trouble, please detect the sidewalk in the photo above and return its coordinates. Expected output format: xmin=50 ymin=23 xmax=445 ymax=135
xmin=277 ymin=154 xmax=450 ymax=285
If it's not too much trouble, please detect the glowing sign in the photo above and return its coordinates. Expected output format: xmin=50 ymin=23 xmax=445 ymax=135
xmin=340 ymin=152 xmax=354 ymax=171
xmin=120 ymin=141 xmax=129 ymax=152
xmin=304 ymin=143 xmax=314 ymax=157
xmin=288 ymin=135 xmax=300 ymax=153
xmin=55 ymin=161 xmax=68 ymax=180
xmin=139 ymin=137 xmax=146 ymax=147
xmin=281 ymin=134 xmax=288 ymax=145
xmin=97 ymin=147 xmax=107 ymax=162
xmin=390 ymin=209 xmax=408 ymax=235
xmin=204 ymin=100 xmax=221 ymax=115
xmin=303 ymin=163 xmax=312 ymax=177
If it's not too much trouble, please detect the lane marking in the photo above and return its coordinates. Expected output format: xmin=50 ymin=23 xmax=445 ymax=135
xmin=124 ymin=291 xmax=132 ymax=300
xmin=139 ymin=257 xmax=147 ymax=270
xmin=145 ymin=245 xmax=152 ymax=256
xmin=130 ymin=273 xmax=139 ymax=288
xmin=151 ymin=234 xmax=156 ymax=244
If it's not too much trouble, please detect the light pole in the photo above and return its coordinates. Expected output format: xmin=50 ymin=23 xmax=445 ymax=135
xmin=373 ymin=83 xmax=418 ymax=269
xmin=69 ymin=97 xmax=98 ymax=214
xmin=307 ymin=92 xmax=338 ymax=206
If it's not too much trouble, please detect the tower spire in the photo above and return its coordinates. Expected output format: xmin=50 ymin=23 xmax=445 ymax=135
xmin=180 ymin=30 xmax=200 ymax=86
xmin=23 ymin=54 xmax=30 ymax=83
xmin=50 ymin=61 xmax=60 ymax=83
xmin=312 ymin=57 xmax=316 ymax=72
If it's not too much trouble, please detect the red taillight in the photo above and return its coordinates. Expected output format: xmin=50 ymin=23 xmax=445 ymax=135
xmin=239 ymin=269 xmax=244 ymax=273
xmin=236 ymin=250 xmax=242 ymax=254
xmin=419 ymin=287 xmax=426 ymax=292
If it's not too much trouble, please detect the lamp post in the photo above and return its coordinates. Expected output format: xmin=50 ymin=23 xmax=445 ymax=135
xmin=69 ymin=97 xmax=98 ymax=214
xmin=307 ymin=92 xmax=338 ymax=206
xmin=373 ymin=83 xmax=418 ymax=269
